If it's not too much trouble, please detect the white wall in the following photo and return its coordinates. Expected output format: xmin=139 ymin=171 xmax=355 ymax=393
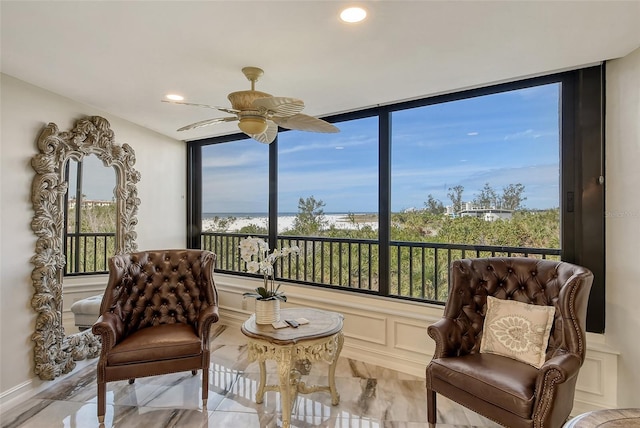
xmin=604 ymin=46 xmax=640 ymax=408
xmin=0 ymin=74 xmax=186 ymax=401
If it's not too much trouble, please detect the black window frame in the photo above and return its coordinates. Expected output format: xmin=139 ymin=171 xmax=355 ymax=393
xmin=187 ymin=65 xmax=605 ymax=333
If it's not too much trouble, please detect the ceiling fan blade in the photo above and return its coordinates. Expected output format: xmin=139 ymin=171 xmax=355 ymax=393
xmin=272 ymin=113 xmax=339 ymax=133
xmin=253 ymin=97 xmax=304 ymax=117
xmin=177 ymin=116 xmax=237 ymax=132
xmin=245 ymin=120 xmax=278 ymax=144
xmin=162 ymin=99 xmax=239 ymax=115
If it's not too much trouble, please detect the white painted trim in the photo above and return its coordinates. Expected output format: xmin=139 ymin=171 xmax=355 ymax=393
xmin=0 ymin=358 xmax=95 ymax=415
xmin=0 ymin=379 xmax=34 ymax=415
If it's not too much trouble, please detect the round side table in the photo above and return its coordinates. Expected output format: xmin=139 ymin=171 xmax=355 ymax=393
xmin=241 ymin=308 xmax=344 ymax=428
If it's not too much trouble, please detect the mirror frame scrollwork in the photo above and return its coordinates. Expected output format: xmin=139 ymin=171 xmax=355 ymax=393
xmin=30 ymin=116 xmax=140 ymax=380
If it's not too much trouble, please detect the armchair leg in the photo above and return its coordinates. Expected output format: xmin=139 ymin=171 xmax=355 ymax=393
xmin=202 ymin=367 xmax=209 ymax=408
xmin=427 ymin=387 xmax=437 ymax=426
xmin=97 ymin=381 xmax=106 ymax=423
xmin=128 ymin=378 xmax=135 ymax=384
xmin=192 ymin=370 xmax=197 ymax=375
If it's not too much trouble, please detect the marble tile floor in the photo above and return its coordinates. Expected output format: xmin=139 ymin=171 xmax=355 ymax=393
xmin=1 ymin=324 xmax=501 ymax=428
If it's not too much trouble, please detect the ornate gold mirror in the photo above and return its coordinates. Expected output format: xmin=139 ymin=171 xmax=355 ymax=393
xmin=30 ymin=116 xmax=140 ymax=380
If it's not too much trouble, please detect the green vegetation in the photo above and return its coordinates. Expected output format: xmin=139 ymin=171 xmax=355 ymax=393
xmin=204 ymin=184 xmax=560 ymax=303
xmin=65 ymin=202 xmax=116 ymax=274
xmin=292 ymin=195 xmax=328 ymax=234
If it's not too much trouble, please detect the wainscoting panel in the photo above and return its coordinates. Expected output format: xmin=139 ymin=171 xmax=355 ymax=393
xmin=393 ymin=320 xmax=432 ymax=355
xmin=572 ymin=336 xmax=620 ymax=415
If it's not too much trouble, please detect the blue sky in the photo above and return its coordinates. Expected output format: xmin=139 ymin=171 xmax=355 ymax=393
xmin=202 ymin=83 xmax=561 ymax=214
xmin=67 ymin=155 xmax=117 ymax=201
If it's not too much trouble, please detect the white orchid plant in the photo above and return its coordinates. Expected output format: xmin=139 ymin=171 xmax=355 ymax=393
xmin=239 ymin=236 xmax=300 ymax=301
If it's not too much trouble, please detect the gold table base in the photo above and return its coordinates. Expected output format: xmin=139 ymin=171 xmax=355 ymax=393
xmin=242 ymin=308 xmax=344 ymax=428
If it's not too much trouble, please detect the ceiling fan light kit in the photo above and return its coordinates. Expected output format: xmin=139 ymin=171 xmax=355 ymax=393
xmin=238 ymin=116 xmax=268 ymax=135
xmin=165 ymin=66 xmax=339 ymax=143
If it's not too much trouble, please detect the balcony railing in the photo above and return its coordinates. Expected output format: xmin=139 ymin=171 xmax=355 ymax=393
xmin=202 ymin=232 xmax=561 ymax=303
xmin=65 ymin=232 xmax=115 ymax=275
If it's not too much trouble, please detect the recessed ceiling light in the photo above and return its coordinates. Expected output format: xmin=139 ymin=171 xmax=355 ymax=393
xmin=165 ymin=94 xmax=184 ymax=101
xmin=340 ymin=7 xmax=367 ymax=23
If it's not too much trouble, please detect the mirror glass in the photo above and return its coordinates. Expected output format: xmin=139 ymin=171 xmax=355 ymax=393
xmin=30 ymin=116 xmax=140 ymax=380
xmin=62 ymin=156 xmax=117 ymax=334
xmin=64 ymin=156 xmax=117 ymax=275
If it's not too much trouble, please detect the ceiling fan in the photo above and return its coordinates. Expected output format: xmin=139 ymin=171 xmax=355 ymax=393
xmin=163 ymin=66 xmax=340 ymax=144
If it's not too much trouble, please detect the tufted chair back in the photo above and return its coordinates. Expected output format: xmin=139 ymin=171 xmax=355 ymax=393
xmin=443 ymin=257 xmax=592 ymax=363
xmin=426 ymin=257 xmax=593 ymax=428
xmin=101 ymin=249 xmax=218 ymax=336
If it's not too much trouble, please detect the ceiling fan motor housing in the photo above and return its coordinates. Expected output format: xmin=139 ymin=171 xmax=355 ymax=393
xmin=227 ymin=90 xmax=272 ymax=111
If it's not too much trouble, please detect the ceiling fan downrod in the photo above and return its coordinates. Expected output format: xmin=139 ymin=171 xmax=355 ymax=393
xmin=241 ymin=66 xmax=264 ymax=91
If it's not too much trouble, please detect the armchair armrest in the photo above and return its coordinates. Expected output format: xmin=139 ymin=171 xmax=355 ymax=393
xmin=533 ymin=352 xmax=582 ymax=426
xmin=428 ymin=318 xmax=462 ymax=358
xmin=197 ymin=304 xmax=219 ymax=340
xmin=535 ymin=352 xmax=582 ymax=395
xmin=91 ymin=312 xmax=124 ymax=353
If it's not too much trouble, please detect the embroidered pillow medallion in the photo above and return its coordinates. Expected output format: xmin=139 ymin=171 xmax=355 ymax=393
xmin=480 ymin=296 xmax=555 ymax=368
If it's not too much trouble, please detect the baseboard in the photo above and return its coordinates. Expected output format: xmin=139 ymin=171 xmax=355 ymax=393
xmin=0 ymin=379 xmax=34 ymax=415
xmin=0 ymin=357 xmax=96 ymax=416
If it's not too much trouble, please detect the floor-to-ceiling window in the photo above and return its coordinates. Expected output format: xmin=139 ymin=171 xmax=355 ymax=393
xmin=187 ymin=66 xmax=604 ymax=332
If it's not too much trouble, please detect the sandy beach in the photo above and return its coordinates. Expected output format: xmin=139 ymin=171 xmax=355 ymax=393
xmin=203 ymin=214 xmax=377 ymax=232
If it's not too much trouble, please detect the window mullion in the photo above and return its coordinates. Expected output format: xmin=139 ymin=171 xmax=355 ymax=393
xmin=379 ymin=108 xmax=391 ymax=296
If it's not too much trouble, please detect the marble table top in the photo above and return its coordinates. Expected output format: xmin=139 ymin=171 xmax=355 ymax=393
xmin=241 ymin=307 xmax=343 ymax=345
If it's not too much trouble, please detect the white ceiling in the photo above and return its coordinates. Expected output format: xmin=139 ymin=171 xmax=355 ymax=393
xmin=2 ymin=1 xmax=639 ymax=142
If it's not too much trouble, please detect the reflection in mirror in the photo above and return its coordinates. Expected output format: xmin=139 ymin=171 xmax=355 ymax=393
xmin=64 ymin=156 xmax=117 ymax=275
xmin=62 ymin=156 xmax=118 ymax=335
xmin=30 ymin=116 xmax=140 ymax=380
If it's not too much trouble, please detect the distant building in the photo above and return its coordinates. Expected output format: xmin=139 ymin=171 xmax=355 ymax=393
xmin=446 ymin=202 xmax=513 ymax=221
xmin=67 ymin=199 xmax=114 ymax=209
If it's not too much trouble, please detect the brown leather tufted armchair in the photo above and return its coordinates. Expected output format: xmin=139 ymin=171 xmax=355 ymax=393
xmin=91 ymin=249 xmax=219 ymax=423
xmin=426 ymin=257 xmax=593 ymax=428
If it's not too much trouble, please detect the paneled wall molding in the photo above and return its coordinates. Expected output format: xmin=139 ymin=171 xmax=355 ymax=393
xmin=215 ymin=274 xmax=621 ymax=415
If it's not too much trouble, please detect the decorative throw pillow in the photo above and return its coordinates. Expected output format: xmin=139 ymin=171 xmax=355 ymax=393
xmin=480 ymin=296 xmax=555 ymax=368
